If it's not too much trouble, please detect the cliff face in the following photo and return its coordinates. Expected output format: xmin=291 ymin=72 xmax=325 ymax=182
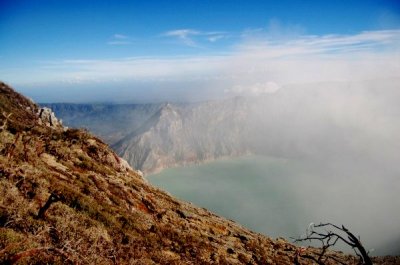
xmin=44 ymin=98 xmax=259 ymax=175
xmin=0 ymin=82 xmax=367 ymax=264
xmin=112 ymin=100 xmax=250 ymax=174
xmin=46 ymin=98 xmax=252 ymax=174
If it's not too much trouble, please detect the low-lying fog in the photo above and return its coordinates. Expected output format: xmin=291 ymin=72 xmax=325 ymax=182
xmin=150 ymin=79 xmax=400 ymax=256
xmin=149 ymin=154 xmax=400 ymax=256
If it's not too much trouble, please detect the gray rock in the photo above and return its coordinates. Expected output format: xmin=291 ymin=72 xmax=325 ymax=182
xmin=37 ymin=107 xmax=63 ymax=128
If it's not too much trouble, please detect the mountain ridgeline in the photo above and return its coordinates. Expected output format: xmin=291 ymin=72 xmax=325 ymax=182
xmin=45 ymin=99 xmax=252 ymax=174
xmin=44 ymin=79 xmax=400 ymax=175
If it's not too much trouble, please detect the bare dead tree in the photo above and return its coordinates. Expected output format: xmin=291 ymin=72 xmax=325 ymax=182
xmin=293 ymin=223 xmax=372 ymax=265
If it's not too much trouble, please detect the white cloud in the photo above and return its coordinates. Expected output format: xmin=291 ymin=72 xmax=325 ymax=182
xmin=163 ymin=29 xmax=229 ymax=47
xmin=208 ymin=35 xmax=224 ymax=42
xmin=11 ymin=29 xmax=400 ymax=98
xmin=227 ymin=81 xmax=280 ymax=95
xmin=107 ymin=34 xmax=132 ymax=45
xmin=237 ymin=29 xmax=400 ymax=57
xmin=204 ymin=31 xmax=229 ymax=42
xmin=164 ymin=29 xmax=200 ymax=37
xmin=163 ymin=29 xmax=200 ymax=47
xmin=114 ymin=34 xmax=128 ymax=39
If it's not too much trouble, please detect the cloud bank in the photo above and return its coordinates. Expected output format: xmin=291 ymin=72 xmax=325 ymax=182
xmin=7 ymin=29 xmax=400 ymax=102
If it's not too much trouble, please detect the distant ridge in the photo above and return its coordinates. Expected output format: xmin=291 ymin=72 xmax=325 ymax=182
xmin=45 ymin=80 xmax=400 ymax=176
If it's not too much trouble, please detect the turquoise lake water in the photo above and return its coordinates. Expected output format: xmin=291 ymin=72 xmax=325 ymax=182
xmin=148 ymin=155 xmax=400 ymax=255
xmin=149 ymin=155 xmax=319 ymax=239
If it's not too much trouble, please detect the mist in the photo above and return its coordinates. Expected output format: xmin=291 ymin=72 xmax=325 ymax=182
xmin=145 ymin=78 xmax=400 ymax=256
xmin=246 ymin=79 xmax=400 ymax=255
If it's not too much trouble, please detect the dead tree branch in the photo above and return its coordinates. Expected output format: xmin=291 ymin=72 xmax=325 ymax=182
xmin=293 ymin=223 xmax=372 ymax=265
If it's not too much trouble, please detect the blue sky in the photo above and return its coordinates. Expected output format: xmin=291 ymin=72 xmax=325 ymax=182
xmin=0 ymin=0 xmax=399 ymax=102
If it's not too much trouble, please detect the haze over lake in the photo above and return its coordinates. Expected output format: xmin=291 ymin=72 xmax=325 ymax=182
xmin=149 ymin=155 xmax=400 ymax=256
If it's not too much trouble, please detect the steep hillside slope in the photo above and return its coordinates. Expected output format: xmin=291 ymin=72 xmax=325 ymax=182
xmin=0 ymin=82 xmax=371 ymax=264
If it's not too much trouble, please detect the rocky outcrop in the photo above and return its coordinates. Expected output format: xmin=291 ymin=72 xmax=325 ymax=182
xmin=37 ymin=107 xmax=63 ymax=128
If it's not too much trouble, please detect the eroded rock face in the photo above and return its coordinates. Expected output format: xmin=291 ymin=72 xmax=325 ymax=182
xmin=113 ymin=100 xmax=251 ymax=174
xmin=44 ymin=100 xmax=251 ymax=175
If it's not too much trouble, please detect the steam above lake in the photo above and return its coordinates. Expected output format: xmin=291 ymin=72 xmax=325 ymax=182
xmin=149 ymin=155 xmax=400 ymax=256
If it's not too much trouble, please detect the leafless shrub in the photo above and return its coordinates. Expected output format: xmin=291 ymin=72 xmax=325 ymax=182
xmin=293 ymin=223 xmax=372 ymax=265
